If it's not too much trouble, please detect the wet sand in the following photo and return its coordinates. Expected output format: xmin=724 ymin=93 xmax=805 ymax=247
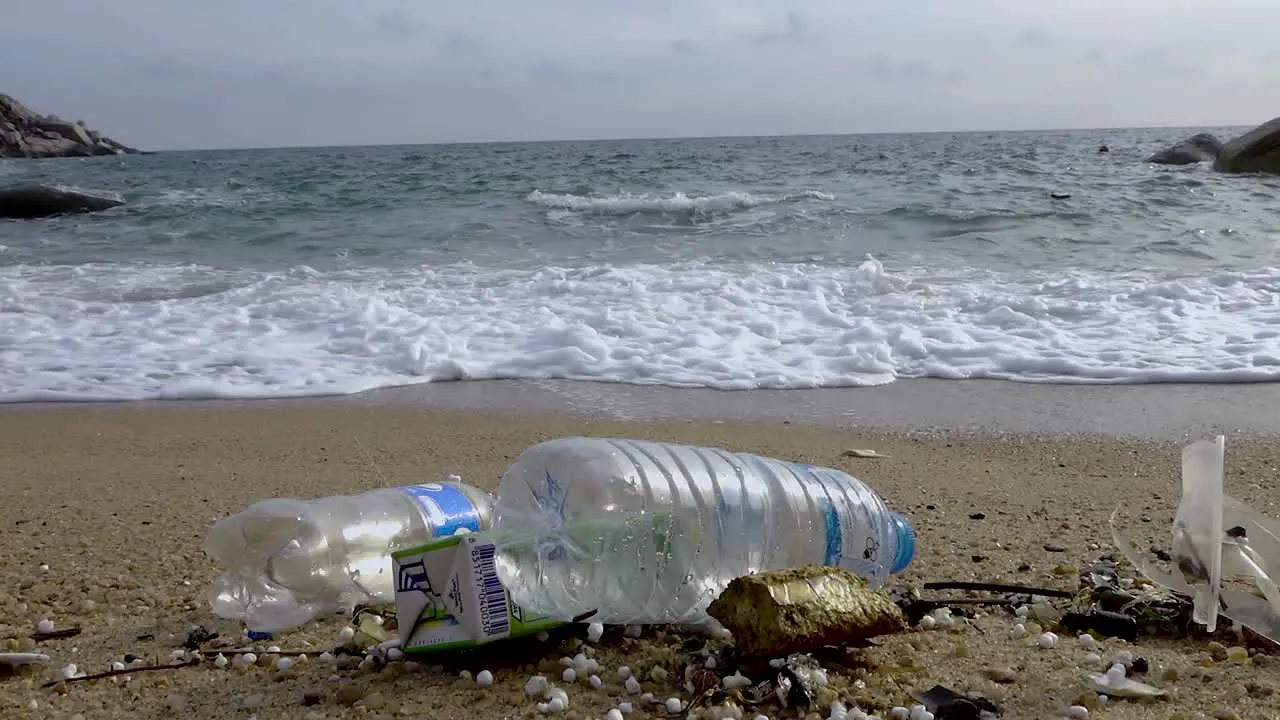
xmin=1 ymin=391 xmax=1278 ymax=718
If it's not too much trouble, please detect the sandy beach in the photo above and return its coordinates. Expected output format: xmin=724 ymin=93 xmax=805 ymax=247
xmin=2 ymin=393 xmax=1279 ymax=719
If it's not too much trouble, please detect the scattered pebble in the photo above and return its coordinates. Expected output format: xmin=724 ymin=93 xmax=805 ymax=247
xmin=723 ymin=672 xmax=752 ymax=690
xmin=336 ymin=626 xmax=356 ymax=645
xmin=275 ymin=657 xmax=294 ymax=672
xmin=1083 ymin=653 xmax=1101 ymax=666
xmin=562 ymin=668 xmax=577 ymax=683
xmin=317 ymin=652 xmax=335 ymax=665
xmin=624 ymin=625 xmax=643 ymax=638
xmin=459 ymin=670 xmax=473 ymax=682
xmin=1014 ymin=605 xmax=1030 ymax=618
xmin=475 ymin=670 xmax=493 ymax=686
xmin=625 ymin=676 xmax=642 ymax=694
xmin=111 ymin=661 xmax=126 ymax=672
xmin=36 ymin=619 xmax=55 ymax=634
xmin=606 ymin=710 xmax=624 ymax=720
xmin=618 ymin=702 xmax=633 ymax=714
xmin=918 ymin=615 xmax=937 ymax=630
xmin=1009 ymin=623 xmax=1027 ymax=639
xmin=888 ymin=707 xmax=910 ymax=720
xmin=665 ymin=698 xmax=683 ymax=714
xmin=547 ymin=697 xmax=567 ymax=713
xmin=589 ymin=674 xmax=602 ymax=689
xmin=1112 ymin=650 xmax=1133 ymax=667
xmin=617 ymin=665 xmax=632 ymax=680
xmin=1077 ymin=634 xmax=1096 ymax=649
xmin=1037 ymin=632 xmax=1059 ymax=649
xmin=60 ymin=663 xmax=78 ymax=680
xmin=525 ymin=676 xmax=549 ymax=696
xmin=1067 ymin=705 xmax=1089 ymax=718
xmin=587 ymin=623 xmax=604 ymax=643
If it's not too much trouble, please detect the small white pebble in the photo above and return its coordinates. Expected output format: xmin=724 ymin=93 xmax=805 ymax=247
xmin=317 ymin=652 xmax=335 ymax=665
xmin=1077 ymin=634 xmax=1096 ymax=649
xmin=573 ymin=652 xmax=588 ymax=669
xmin=60 ymin=663 xmax=78 ymax=680
xmin=27 ymin=699 xmax=38 ymax=711
xmin=624 ymin=624 xmax=643 ymax=638
xmin=587 ymin=622 xmax=604 ymax=643
xmin=918 ymin=615 xmax=937 ymax=630
xmin=625 ymin=675 xmax=642 ymax=694
xmin=723 ymin=672 xmax=752 ymax=690
xmin=1083 ymin=653 xmax=1101 ymax=666
xmin=562 ymin=667 xmax=577 ymax=683
xmin=559 ymin=656 xmax=574 ymax=668
xmin=589 ymin=674 xmax=602 ymax=689
xmin=168 ymin=649 xmax=186 ymax=661
xmin=1111 ymin=650 xmax=1134 ymax=667
xmin=36 ymin=618 xmax=55 ymax=634
xmin=665 ymin=698 xmax=683 ymax=714
xmin=111 ymin=661 xmax=127 ymax=672
xmin=275 ymin=657 xmax=294 ymax=672
xmin=459 ymin=669 xmax=473 ymax=681
xmin=888 ymin=707 xmax=910 ymax=720
xmin=1066 ymin=706 xmax=1088 ymax=718
xmin=266 ymin=645 xmax=281 ymax=653
xmin=618 ymin=665 xmax=632 ymax=680
xmin=548 ymin=697 xmax=566 ymax=713
xmin=476 ymin=670 xmax=494 ymax=686
xmin=1037 ymin=632 xmax=1059 ymax=649
xmin=1014 ymin=605 xmax=1030 ymax=618
xmin=769 ymin=658 xmax=786 ymax=668
xmin=618 ymin=702 xmax=634 ymax=714
xmin=606 ymin=710 xmax=624 ymax=720
xmin=1119 ymin=578 xmax=1134 ymax=589
xmin=536 ymin=702 xmax=551 ymax=714
xmin=241 ymin=653 xmax=258 ymax=667
xmin=1009 ymin=623 xmax=1027 ymax=639
xmin=1105 ymin=665 xmax=1127 ymax=687
xmin=639 ymin=692 xmax=656 ymax=704
xmin=1097 ymin=694 xmax=1108 ymax=705
xmin=525 ymin=675 xmax=549 ymax=696
xmin=336 ymin=626 xmax=355 ymax=644
xmin=212 ymin=655 xmax=227 ymax=669
xmin=38 ymin=564 xmax=49 ymax=573
xmin=753 ymin=716 xmax=769 ymax=720
xmin=548 ymin=687 xmax=569 ymax=707
xmin=584 ymin=658 xmax=599 ymax=674
xmin=583 ymin=646 xmax=595 ymax=657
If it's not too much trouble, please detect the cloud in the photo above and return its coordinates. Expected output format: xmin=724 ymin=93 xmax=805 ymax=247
xmin=2 ymin=0 xmax=1279 ymax=149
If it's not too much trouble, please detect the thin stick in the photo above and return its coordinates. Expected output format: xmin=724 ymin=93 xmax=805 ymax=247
xmin=197 ymin=649 xmax=315 ymax=657
xmin=30 ymin=628 xmax=82 ymax=641
xmin=41 ymin=659 xmax=199 ymax=688
xmin=922 ymin=581 xmax=1075 ymax=598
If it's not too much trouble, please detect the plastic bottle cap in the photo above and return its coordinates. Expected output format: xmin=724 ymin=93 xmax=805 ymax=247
xmin=889 ymin=513 xmax=916 ymax=574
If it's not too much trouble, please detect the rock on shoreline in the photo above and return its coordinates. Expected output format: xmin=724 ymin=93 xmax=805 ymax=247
xmin=1 ymin=94 xmax=142 ymax=159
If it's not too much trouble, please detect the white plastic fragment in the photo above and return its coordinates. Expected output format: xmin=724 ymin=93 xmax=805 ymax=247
xmin=525 ymin=675 xmax=549 ymax=696
xmin=1086 ymin=672 xmax=1167 ymax=698
xmin=112 ymin=661 xmax=127 ymax=672
xmin=0 ymin=653 xmax=50 ymax=669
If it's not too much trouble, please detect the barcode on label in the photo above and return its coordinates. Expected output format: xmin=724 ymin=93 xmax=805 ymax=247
xmin=472 ymin=543 xmax=510 ymax=638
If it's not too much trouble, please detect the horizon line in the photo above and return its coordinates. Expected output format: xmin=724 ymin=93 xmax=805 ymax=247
xmin=139 ymin=122 xmax=1253 ymax=154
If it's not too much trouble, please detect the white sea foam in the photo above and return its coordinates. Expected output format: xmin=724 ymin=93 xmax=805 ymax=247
xmin=2 ymin=256 xmax=1280 ymax=402
xmin=526 ymin=190 xmax=834 ymax=216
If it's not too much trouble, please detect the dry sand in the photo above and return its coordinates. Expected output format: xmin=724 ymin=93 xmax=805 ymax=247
xmin=1 ymin=403 xmax=1278 ymax=719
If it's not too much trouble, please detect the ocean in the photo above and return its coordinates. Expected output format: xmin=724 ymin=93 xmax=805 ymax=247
xmin=3 ymin=127 xmax=1280 ymax=404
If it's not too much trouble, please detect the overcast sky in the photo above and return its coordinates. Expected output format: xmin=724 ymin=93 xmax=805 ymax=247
xmin=3 ymin=1 xmax=1278 ymax=150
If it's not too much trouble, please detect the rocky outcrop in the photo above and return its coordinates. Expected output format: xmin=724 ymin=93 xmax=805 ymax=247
xmin=1 ymin=94 xmax=141 ymax=159
xmin=1146 ymin=133 xmax=1223 ymax=165
xmin=1214 ymin=117 xmax=1280 ymax=174
xmin=0 ymin=185 xmax=125 ymax=219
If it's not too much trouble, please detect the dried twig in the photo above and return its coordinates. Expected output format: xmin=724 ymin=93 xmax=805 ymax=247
xmin=41 ymin=659 xmax=199 ymax=688
xmin=196 ymin=648 xmax=315 ymax=658
xmin=30 ymin=628 xmax=82 ymax=642
xmin=922 ymin=581 xmax=1074 ymax=598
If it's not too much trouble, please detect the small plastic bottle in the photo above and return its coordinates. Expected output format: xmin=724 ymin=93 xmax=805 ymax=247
xmin=490 ymin=437 xmax=915 ymax=625
xmin=204 ymin=480 xmax=493 ymax=633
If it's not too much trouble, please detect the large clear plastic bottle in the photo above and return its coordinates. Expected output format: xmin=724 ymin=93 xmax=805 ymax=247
xmin=204 ymin=481 xmax=493 ymax=633
xmin=490 ymin=437 xmax=916 ymax=625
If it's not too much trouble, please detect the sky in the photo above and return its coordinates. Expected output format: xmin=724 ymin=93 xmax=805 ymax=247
xmin=3 ymin=0 xmax=1279 ymax=150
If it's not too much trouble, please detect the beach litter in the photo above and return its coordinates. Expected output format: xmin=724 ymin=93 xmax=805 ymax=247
xmin=705 ymin=565 xmax=907 ymax=657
